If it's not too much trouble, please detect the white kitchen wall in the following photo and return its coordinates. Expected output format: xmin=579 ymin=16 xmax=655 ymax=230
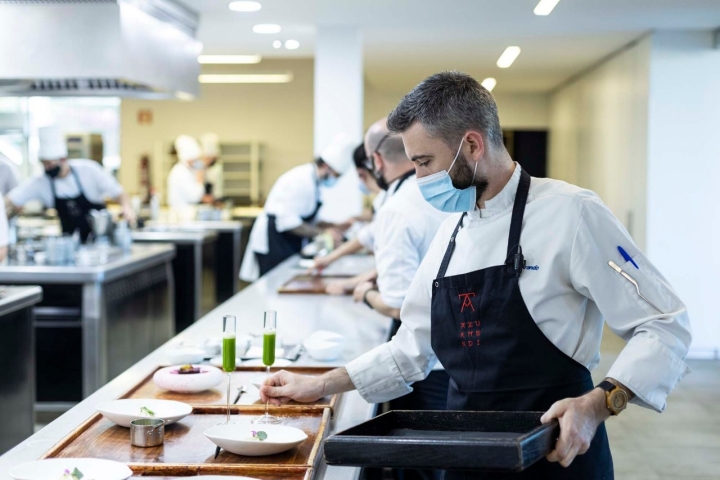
xmin=646 ymin=31 xmax=720 ymax=359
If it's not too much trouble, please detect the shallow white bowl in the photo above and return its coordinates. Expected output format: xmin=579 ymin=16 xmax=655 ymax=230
xmin=307 ymin=330 xmax=345 ymax=343
xmin=9 ymin=458 xmax=132 ymax=480
xmin=153 ymin=364 xmax=224 ymax=393
xmin=204 ymin=423 xmax=308 ymax=456
xmin=96 ymin=399 xmax=192 ymax=428
xmin=243 ymin=358 xmax=292 ymax=368
xmin=165 ymin=346 xmax=205 ymax=365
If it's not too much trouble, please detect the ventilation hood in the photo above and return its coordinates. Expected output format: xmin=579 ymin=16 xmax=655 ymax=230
xmin=0 ymin=0 xmax=201 ymax=98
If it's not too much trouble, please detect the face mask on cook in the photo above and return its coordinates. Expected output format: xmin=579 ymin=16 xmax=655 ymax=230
xmin=320 ymin=174 xmax=339 ymax=188
xmin=416 ymin=137 xmax=478 ymax=213
xmin=45 ymin=165 xmax=61 ymax=179
xmin=359 ymin=182 xmax=371 ymax=195
xmin=191 ymin=159 xmax=205 ymax=171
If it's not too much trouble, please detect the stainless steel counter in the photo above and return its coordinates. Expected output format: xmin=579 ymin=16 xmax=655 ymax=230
xmin=0 ymin=286 xmax=42 ymax=455
xmin=133 ymin=229 xmax=218 ymax=331
xmin=0 ymin=254 xmax=391 ymax=480
xmin=0 ymin=245 xmax=176 ymax=412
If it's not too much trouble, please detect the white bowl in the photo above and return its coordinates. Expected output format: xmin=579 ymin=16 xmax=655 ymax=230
xmin=96 ymin=399 xmax=192 ymax=428
xmin=9 ymin=458 xmax=132 ymax=480
xmin=153 ymin=365 xmax=224 ymax=393
xmin=308 ymin=330 xmax=345 ymax=343
xmin=243 ymin=358 xmax=292 ymax=368
xmin=204 ymin=423 xmax=308 ymax=456
xmin=165 ymin=346 xmax=205 ymax=365
xmin=303 ymin=338 xmax=344 ymax=361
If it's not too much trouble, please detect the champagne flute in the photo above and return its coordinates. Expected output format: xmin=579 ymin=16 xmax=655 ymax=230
xmin=252 ymin=310 xmax=281 ymax=424
xmin=221 ymin=315 xmax=236 ymax=425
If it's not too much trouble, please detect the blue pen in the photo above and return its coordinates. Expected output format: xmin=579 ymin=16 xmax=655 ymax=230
xmin=617 ymin=246 xmax=639 ymax=269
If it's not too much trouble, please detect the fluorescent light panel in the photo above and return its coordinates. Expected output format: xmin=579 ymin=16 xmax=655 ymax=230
xmin=534 ymin=0 xmax=561 ymax=15
xmin=228 ymin=1 xmax=261 ymax=12
xmin=253 ymin=24 xmax=281 ymax=34
xmin=199 ymin=73 xmax=293 ymax=84
xmin=481 ymin=78 xmax=497 ymax=92
xmin=497 ymin=46 xmax=521 ymax=68
xmin=284 ymin=39 xmax=300 ymax=50
xmin=175 ymin=91 xmax=195 ymax=101
xmin=198 ymin=54 xmax=262 ymax=64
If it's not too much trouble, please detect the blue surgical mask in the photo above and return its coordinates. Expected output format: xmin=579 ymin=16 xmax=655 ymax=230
xmin=416 ymin=138 xmax=478 ymax=213
xmin=321 ymin=175 xmax=339 ymax=188
xmin=359 ymin=182 xmax=371 ymax=195
xmin=191 ymin=159 xmax=205 ymax=171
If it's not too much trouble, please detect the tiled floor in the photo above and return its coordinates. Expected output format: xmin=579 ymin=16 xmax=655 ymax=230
xmin=595 ymin=329 xmax=720 ymax=480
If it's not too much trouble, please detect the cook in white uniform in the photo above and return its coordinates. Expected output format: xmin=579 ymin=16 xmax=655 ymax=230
xmin=240 ymin=134 xmax=356 ymax=281
xmin=201 ymin=133 xmax=223 ymax=199
xmin=0 ymin=152 xmax=20 ymax=196
xmin=0 ymin=195 xmax=8 ymax=262
xmin=167 ymin=135 xmax=214 ymax=218
xmin=260 ymin=72 xmax=691 ymax=477
xmin=4 ymin=125 xmax=134 ymax=242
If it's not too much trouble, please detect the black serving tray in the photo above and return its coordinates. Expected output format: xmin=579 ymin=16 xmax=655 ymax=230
xmin=324 ymin=410 xmax=559 ymax=472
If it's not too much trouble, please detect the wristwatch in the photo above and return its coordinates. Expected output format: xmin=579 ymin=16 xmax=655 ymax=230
xmin=363 ymin=288 xmax=378 ymax=309
xmin=597 ymin=380 xmax=629 ymax=416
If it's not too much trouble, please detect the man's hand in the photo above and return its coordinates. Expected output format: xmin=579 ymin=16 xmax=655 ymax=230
xmin=326 ymin=280 xmax=352 ymax=296
xmin=353 ymin=281 xmax=375 ymax=303
xmin=260 ymin=368 xmax=356 ymax=405
xmin=541 ymin=388 xmax=610 ymax=468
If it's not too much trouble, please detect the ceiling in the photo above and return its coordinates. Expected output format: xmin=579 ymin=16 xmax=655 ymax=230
xmin=178 ymin=0 xmax=720 ymax=94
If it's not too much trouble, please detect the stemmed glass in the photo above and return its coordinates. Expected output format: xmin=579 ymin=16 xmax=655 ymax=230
xmin=221 ymin=315 xmax=236 ymax=425
xmin=252 ymin=310 xmax=281 ymax=424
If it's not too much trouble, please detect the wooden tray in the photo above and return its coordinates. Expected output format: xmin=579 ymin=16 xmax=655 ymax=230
xmin=43 ymin=407 xmax=331 ymax=475
xmin=278 ymin=275 xmax=353 ymax=294
xmin=130 ymin=465 xmax=312 ymax=479
xmin=324 ymin=410 xmax=559 ymax=472
xmin=122 ymin=367 xmax=340 ymax=414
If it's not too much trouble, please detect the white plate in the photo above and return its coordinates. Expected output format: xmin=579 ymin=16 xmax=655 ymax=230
xmin=204 ymin=423 xmax=308 ymax=456
xmin=165 ymin=346 xmax=205 ymax=365
xmin=9 ymin=458 xmax=132 ymax=480
xmin=96 ymin=399 xmax=192 ymax=428
xmin=243 ymin=358 xmax=292 ymax=368
xmin=153 ymin=365 xmax=224 ymax=393
xmin=303 ymin=331 xmax=345 ymax=361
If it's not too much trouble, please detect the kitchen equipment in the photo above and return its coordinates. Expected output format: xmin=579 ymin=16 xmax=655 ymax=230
xmin=95 ymin=399 xmax=192 ymax=428
xmin=607 ymin=261 xmax=664 ymax=313
xmin=130 ymin=418 xmax=165 ymax=447
xmin=87 ymin=209 xmax=114 ymax=244
xmin=114 ymin=219 xmax=133 ymax=252
xmin=278 ymin=274 xmax=354 ymax=294
xmin=324 ymin=410 xmax=559 ymax=472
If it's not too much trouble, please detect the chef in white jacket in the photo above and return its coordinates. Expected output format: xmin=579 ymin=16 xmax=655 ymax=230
xmin=201 ymin=133 xmax=223 ymax=198
xmin=260 ymin=72 xmax=692 ymax=479
xmin=240 ymin=134 xmax=356 ymax=281
xmin=167 ymin=135 xmax=212 ymax=218
xmin=0 ymin=152 xmax=20 ymax=196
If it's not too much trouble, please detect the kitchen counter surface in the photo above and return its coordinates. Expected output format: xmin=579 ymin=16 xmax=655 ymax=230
xmin=144 ymin=220 xmax=243 ymax=233
xmin=0 ymin=253 xmax=388 ymax=480
xmin=0 ymin=244 xmax=176 ymax=284
xmin=131 ymin=229 xmax=218 ymax=245
xmin=0 ymin=286 xmax=43 ymax=318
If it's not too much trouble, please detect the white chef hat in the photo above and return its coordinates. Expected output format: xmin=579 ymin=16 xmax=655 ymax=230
xmin=200 ymin=133 xmax=220 ymax=157
xmin=174 ymin=135 xmax=202 ymax=163
xmin=320 ymin=133 xmax=356 ymax=175
xmin=38 ymin=125 xmax=67 ymax=161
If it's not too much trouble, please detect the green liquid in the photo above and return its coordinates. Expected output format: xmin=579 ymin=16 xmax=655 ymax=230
xmin=263 ymin=331 xmax=276 ymax=366
xmin=222 ymin=335 xmax=236 ymax=373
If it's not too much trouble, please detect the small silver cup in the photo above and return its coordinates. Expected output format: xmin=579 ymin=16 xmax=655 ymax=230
xmin=130 ymin=418 xmax=165 ymax=447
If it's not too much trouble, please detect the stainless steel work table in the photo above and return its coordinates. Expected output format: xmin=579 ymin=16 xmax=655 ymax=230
xmin=132 ymin=229 xmax=218 ymax=333
xmin=0 ymin=254 xmax=392 ymax=480
xmin=144 ymin=220 xmax=243 ymax=303
xmin=0 ymin=286 xmax=42 ymax=455
xmin=0 ymin=244 xmax=176 ymax=412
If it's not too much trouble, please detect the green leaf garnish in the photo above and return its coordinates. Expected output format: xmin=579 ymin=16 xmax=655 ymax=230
xmin=256 ymin=431 xmax=267 ymax=441
xmin=140 ymin=406 xmax=155 ymax=417
xmin=72 ymin=468 xmax=84 ymax=480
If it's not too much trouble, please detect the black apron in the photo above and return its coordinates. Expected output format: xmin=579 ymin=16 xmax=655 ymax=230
xmin=50 ymin=168 xmax=106 ymax=243
xmin=430 ymin=169 xmax=613 ymax=479
xmin=257 ymin=183 xmax=323 ymax=276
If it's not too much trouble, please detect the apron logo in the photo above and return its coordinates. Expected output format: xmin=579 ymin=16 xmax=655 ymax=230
xmin=458 ymin=293 xmax=476 ymax=312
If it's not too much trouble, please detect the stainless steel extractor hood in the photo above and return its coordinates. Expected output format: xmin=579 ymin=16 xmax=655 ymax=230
xmin=0 ymin=0 xmax=201 ymax=98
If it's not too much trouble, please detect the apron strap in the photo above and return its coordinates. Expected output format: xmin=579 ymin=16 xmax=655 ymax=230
xmin=506 ymin=168 xmax=531 ymax=258
xmin=392 ymin=170 xmax=415 ymax=194
xmin=48 ymin=167 xmax=84 ymax=201
xmin=436 ymin=213 xmax=466 ymax=279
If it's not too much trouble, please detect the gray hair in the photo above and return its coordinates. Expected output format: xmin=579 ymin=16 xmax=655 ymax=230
xmin=387 ymin=71 xmax=504 ymax=149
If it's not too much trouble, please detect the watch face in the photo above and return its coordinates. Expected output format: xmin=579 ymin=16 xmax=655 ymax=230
xmin=611 ymin=390 xmax=629 ymax=412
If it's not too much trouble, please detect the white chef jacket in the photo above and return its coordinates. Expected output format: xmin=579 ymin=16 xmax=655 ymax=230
xmin=0 ymin=153 xmax=20 ymax=196
xmin=373 ymin=175 xmax=450 ymax=309
xmin=167 ymin=162 xmax=205 ymax=209
xmin=347 ymin=164 xmax=691 ymax=413
xmin=240 ymin=163 xmax=320 ymax=281
xmin=7 ymin=159 xmax=123 ymax=208
xmin=355 ymin=189 xmax=388 ymax=251
xmin=0 ymin=196 xmax=8 ymax=248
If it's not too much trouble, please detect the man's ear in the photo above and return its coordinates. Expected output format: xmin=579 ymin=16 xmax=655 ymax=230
xmin=465 ymin=131 xmax=486 ymax=161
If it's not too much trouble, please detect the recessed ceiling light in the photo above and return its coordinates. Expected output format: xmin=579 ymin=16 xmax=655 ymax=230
xmin=175 ymin=91 xmax=195 ymax=101
xmin=273 ymin=40 xmax=282 ymax=49
xmin=198 ymin=73 xmax=294 ymax=84
xmin=497 ymin=46 xmax=521 ymax=68
xmin=253 ymin=24 xmax=281 ymax=34
xmin=284 ymin=39 xmax=299 ymax=50
xmin=480 ymin=78 xmax=497 ymax=92
xmin=198 ymin=54 xmax=262 ymax=64
xmin=228 ymin=1 xmax=261 ymax=12
xmin=534 ymin=0 xmax=561 ymax=16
